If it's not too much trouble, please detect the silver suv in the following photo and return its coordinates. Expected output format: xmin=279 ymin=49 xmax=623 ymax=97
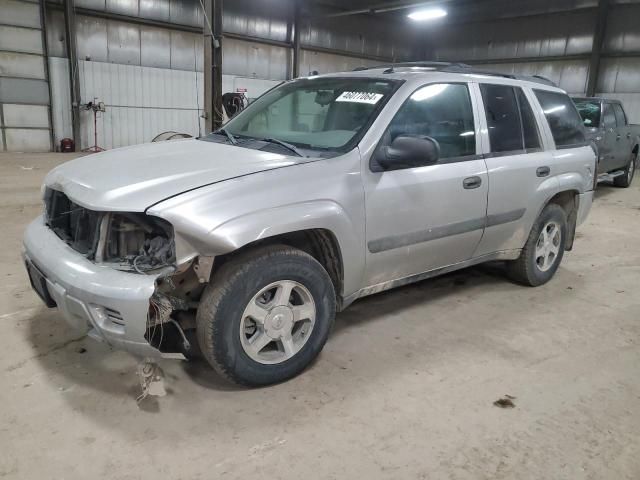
xmin=24 ymin=63 xmax=596 ymax=386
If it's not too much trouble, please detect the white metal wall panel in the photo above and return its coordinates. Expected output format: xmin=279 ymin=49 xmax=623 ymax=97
xmin=170 ymin=30 xmax=198 ymax=71
xmin=2 ymin=104 xmax=49 ymax=127
xmin=106 ymin=0 xmax=138 ymax=17
xmin=49 ymin=57 xmax=72 ymax=147
xmin=140 ymin=26 xmax=171 ymax=69
xmin=77 ymin=16 xmax=109 ymax=62
xmin=77 ymin=59 xmax=204 ymax=148
xmin=0 ymin=25 xmax=43 ymax=54
xmin=301 ymin=50 xmax=378 ymax=76
xmin=139 ymin=0 xmax=170 ymax=22
xmin=477 ymin=60 xmax=589 ymax=94
xmin=597 ymin=57 xmax=640 ymax=93
xmin=106 ymin=20 xmax=141 ymax=65
xmin=222 ymin=38 xmax=288 ymax=80
xmin=5 ymin=128 xmax=50 ymax=152
xmin=604 ymin=4 xmax=640 ymax=52
xmin=224 ymin=0 xmax=290 ymax=43
xmin=429 ymin=10 xmax=595 ymax=62
xmin=74 ymin=0 xmax=107 ymax=10
xmin=0 ymin=0 xmax=41 ymax=28
xmin=0 ymin=76 xmax=49 ymax=104
xmin=0 ymin=52 xmax=46 ymax=79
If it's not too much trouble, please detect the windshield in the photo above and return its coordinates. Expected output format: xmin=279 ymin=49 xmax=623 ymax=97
xmin=208 ymin=77 xmax=400 ymax=153
xmin=574 ymin=99 xmax=601 ymax=128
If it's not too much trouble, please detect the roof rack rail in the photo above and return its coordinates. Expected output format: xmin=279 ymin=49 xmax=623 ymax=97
xmin=353 ymin=61 xmax=558 ymax=87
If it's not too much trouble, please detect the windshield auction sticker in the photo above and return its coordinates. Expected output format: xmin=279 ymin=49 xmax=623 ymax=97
xmin=335 ymin=92 xmax=384 ymax=104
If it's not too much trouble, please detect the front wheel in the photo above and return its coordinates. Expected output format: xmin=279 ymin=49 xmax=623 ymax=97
xmin=507 ymin=204 xmax=567 ymax=286
xmin=614 ymin=152 xmax=636 ymax=188
xmin=196 ymin=245 xmax=336 ymax=387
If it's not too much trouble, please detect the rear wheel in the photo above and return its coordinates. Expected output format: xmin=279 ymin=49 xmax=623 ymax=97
xmin=614 ymin=152 xmax=636 ymax=188
xmin=508 ymin=204 xmax=567 ymax=286
xmin=196 ymin=245 xmax=336 ymax=387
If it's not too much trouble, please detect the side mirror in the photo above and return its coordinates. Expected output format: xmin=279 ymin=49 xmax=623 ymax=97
xmin=372 ymin=135 xmax=440 ymax=172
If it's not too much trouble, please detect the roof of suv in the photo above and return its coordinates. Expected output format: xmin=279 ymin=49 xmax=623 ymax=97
xmin=310 ymin=62 xmax=566 ymax=93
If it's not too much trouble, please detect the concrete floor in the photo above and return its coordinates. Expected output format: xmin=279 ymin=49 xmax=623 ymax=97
xmin=1 ymin=152 xmax=639 ymax=479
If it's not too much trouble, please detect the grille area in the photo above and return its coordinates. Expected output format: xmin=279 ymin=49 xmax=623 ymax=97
xmin=44 ymin=188 xmax=102 ymax=257
xmin=104 ymin=307 xmax=125 ymax=326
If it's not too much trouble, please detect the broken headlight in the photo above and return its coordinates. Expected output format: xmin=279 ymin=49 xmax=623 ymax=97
xmin=101 ymin=213 xmax=176 ymax=273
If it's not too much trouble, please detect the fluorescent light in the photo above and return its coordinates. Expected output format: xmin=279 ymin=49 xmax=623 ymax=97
xmin=408 ymin=8 xmax=447 ymax=21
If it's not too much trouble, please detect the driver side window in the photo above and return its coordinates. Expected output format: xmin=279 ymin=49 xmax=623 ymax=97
xmin=382 ymin=83 xmax=476 ymax=162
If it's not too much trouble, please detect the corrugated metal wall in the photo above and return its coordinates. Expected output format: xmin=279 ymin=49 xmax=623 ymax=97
xmin=425 ymin=0 xmax=640 ymax=120
xmin=0 ymin=0 xmax=52 ymax=151
xmin=36 ymin=0 xmax=420 ymax=151
xmin=44 ymin=12 xmax=286 ymax=149
xmin=6 ymin=0 xmax=640 ymax=151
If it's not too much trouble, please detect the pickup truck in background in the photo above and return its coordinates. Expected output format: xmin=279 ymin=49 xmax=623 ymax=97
xmin=573 ymin=97 xmax=640 ymax=187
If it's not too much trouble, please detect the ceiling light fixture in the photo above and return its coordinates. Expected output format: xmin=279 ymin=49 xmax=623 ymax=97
xmin=407 ymin=8 xmax=447 ymax=21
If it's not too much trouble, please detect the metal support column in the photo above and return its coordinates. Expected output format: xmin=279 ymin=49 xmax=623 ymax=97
xmin=40 ymin=0 xmax=55 ymax=151
xmin=204 ymin=0 xmax=223 ymax=133
xmin=203 ymin=0 xmax=213 ymax=133
xmin=587 ymin=0 xmax=610 ymax=96
xmin=292 ymin=0 xmax=301 ymax=79
xmin=63 ymin=0 xmax=81 ymax=146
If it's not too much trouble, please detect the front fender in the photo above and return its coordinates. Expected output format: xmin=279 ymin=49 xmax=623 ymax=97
xmin=205 ymin=201 xmax=364 ymax=297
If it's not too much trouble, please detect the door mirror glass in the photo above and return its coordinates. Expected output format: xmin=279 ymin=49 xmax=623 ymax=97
xmin=375 ymin=135 xmax=440 ymax=171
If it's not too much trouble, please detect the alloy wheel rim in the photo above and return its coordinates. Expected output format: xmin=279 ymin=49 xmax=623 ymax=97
xmin=535 ymin=221 xmax=562 ymax=272
xmin=239 ymin=280 xmax=316 ymax=365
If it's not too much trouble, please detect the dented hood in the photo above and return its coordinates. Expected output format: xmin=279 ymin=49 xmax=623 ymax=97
xmin=44 ymin=139 xmax=304 ymax=211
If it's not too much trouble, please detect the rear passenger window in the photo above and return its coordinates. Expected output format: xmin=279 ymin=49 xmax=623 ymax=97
xmin=534 ymin=90 xmax=586 ymax=148
xmin=384 ymin=83 xmax=476 ymax=160
xmin=480 ymin=85 xmax=541 ymax=154
xmin=480 ymin=84 xmax=522 ymax=153
xmin=613 ymin=104 xmax=627 ymax=126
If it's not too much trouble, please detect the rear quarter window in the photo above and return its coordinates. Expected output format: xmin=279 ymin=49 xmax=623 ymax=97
xmin=535 ymin=90 xmax=586 ymax=148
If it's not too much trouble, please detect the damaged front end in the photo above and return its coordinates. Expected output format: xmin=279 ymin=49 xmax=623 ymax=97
xmin=45 ymin=188 xmax=212 ymax=358
xmin=45 ymin=188 xmax=176 ymax=273
xmin=146 ymin=257 xmax=213 ymax=356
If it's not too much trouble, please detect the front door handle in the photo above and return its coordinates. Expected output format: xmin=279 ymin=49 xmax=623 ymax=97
xmin=536 ymin=166 xmax=550 ymax=177
xmin=616 ymin=134 xmax=622 ymax=141
xmin=627 ymin=132 xmax=632 ymax=139
xmin=463 ymin=176 xmax=482 ymax=189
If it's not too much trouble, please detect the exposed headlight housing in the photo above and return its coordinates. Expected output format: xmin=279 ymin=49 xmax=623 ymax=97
xmin=44 ymin=188 xmax=176 ymax=273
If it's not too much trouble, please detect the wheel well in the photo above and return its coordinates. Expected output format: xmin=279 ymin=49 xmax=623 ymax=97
xmin=546 ymin=190 xmax=579 ymax=251
xmin=213 ymin=229 xmax=344 ymax=308
xmin=633 ymin=144 xmax=638 ymax=155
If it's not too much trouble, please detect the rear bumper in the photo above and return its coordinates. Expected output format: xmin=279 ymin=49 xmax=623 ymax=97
xmin=23 ymin=215 xmax=174 ymax=358
xmin=577 ymin=190 xmax=594 ymax=226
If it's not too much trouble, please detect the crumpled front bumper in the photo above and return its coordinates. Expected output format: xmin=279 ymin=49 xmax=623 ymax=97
xmin=23 ymin=215 xmax=179 ymax=358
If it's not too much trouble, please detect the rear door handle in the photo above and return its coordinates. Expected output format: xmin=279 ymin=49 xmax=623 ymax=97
xmin=616 ymin=134 xmax=622 ymax=141
xmin=463 ymin=176 xmax=482 ymax=189
xmin=627 ymin=132 xmax=632 ymax=139
xmin=536 ymin=166 xmax=550 ymax=177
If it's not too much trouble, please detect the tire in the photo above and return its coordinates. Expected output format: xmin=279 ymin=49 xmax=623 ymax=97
xmin=196 ymin=244 xmax=336 ymax=387
xmin=613 ymin=152 xmax=636 ymax=188
xmin=507 ymin=204 xmax=567 ymax=287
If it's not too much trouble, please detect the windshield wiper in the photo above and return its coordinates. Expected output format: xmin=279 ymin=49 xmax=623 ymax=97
xmin=215 ymin=128 xmax=237 ymax=145
xmin=259 ymin=137 xmax=306 ymax=157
